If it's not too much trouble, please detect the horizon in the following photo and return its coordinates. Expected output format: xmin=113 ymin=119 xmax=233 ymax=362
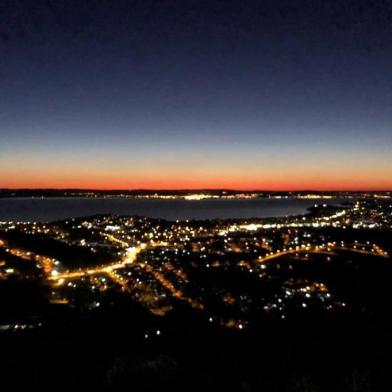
xmin=1 ymin=187 xmax=392 ymax=193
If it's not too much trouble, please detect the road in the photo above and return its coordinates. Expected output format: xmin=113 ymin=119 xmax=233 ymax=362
xmin=49 ymin=243 xmax=146 ymax=281
xmin=257 ymin=242 xmax=388 ymax=264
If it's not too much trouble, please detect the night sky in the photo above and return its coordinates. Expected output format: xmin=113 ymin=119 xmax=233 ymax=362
xmin=1 ymin=0 xmax=392 ymax=190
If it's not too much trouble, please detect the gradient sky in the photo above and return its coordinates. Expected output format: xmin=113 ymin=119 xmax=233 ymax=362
xmin=1 ymin=0 xmax=392 ymax=190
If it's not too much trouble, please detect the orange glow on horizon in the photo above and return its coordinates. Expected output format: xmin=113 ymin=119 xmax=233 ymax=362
xmin=1 ymin=156 xmax=392 ymax=192
xmin=1 ymin=175 xmax=392 ymax=191
xmin=2 ymin=145 xmax=392 ymax=192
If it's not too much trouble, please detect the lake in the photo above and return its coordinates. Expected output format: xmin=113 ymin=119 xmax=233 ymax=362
xmin=0 ymin=197 xmax=343 ymax=222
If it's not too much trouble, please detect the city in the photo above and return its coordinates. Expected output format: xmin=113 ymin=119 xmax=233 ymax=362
xmin=1 ymin=196 xmax=391 ymax=327
xmin=1 ymin=195 xmax=392 ymax=390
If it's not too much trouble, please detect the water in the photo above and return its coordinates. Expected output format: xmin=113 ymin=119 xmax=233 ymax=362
xmin=0 ymin=197 xmax=342 ymax=222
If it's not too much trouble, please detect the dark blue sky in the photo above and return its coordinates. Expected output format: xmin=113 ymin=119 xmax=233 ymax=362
xmin=1 ymin=0 xmax=392 ymax=189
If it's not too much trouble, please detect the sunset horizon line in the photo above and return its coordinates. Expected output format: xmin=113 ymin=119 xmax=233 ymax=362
xmin=1 ymin=187 xmax=391 ymax=192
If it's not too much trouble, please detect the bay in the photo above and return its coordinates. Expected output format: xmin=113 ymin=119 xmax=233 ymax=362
xmin=0 ymin=197 xmax=343 ymax=222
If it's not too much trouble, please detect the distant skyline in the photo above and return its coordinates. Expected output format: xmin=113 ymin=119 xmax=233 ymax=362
xmin=1 ymin=1 xmax=392 ymax=190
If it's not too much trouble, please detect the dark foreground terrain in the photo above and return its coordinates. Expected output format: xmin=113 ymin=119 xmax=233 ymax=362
xmin=2 ymin=296 xmax=392 ymax=392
